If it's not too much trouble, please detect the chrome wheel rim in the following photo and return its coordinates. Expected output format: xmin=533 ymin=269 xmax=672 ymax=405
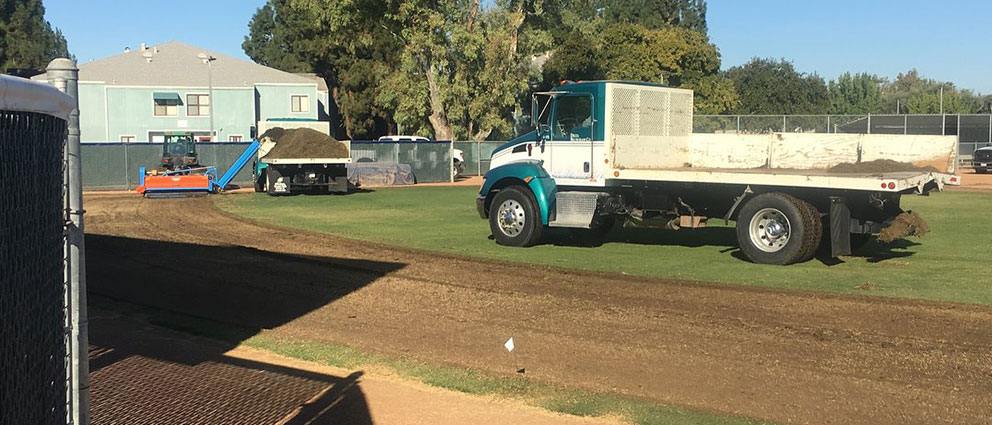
xmin=497 ymin=199 xmax=526 ymax=237
xmin=749 ymin=208 xmax=791 ymax=253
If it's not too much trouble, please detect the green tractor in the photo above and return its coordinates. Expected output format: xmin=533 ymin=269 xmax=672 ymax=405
xmin=161 ymin=131 xmax=200 ymax=171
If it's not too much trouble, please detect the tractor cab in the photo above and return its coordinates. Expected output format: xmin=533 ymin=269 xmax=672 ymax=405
xmin=161 ymin=132 xmax=199 ymax=170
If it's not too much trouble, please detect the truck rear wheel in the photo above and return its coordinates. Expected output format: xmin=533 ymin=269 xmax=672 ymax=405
xmin=489 ymin=186 xmax=544 ymax=247
xmin=736 ymin=193 xmax=822 ymax=265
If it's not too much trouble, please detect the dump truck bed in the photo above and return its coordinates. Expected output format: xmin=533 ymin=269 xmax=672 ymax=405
xmin=261 ymin=157 xmax=352 ymax=165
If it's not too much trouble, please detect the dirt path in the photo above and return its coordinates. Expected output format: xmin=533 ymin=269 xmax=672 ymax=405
xmin=89 ymin=304 xmax=620 ymax=425
xmin=84 ymin=193 xmax=992 ymax=425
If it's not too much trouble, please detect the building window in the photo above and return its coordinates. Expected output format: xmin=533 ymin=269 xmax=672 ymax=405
xmin=154 ymin=99 xmax=179 ymax=116
xmin=229 ymin=135 xmax=243 ymax=142
xmin=292 ymin=95 xmax=309 ymax=113
xmin=187 ymin=94 xmax=210 ymax=116
xmin=120 ymin=135 xmax=136 ymax=143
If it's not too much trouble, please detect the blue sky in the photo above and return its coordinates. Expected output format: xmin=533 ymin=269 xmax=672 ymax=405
xmin=45 ymin=0 xmax=992 ymax=93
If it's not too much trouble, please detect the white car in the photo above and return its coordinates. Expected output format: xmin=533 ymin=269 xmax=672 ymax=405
xmin=377 ymin=135 xmax=466 ymax=176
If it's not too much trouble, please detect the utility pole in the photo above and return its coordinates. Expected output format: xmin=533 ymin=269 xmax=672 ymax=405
xmin=939 ymin=86 xmax=944 ymax=115
xmin=198 ymin=53 xmax=217 ymax=141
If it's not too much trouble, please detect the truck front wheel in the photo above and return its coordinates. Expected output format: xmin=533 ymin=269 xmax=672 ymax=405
xmin=489 ymin=186 xmax=544 ymax=247
xmin=736 ymin=193 xmax=822 ymax=265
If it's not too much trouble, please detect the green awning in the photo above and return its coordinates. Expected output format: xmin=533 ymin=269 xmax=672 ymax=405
xmin=152 ymin=92 xmax=181 ymax=102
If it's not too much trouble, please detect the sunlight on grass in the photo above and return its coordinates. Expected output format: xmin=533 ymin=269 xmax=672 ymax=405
xmin=215 ymin=188 xmax=992 ymax=305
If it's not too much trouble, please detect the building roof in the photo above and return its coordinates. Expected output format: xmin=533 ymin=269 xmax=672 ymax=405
xmin=61 ymin=41 xmax=316 ymax=88
xmin=295 ymin=73 xmax=329 ymax=93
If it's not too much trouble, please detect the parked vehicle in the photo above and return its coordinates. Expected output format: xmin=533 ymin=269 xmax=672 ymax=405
xmin=253 ymin=122 xmax=351 ymax=196
xmin=973 ymin=146 xmax=992 ymax=174
xmin=376 ymin=135 xmax=466 ymax=177
xmin=475 ymin=81 xmax=960 ymax=265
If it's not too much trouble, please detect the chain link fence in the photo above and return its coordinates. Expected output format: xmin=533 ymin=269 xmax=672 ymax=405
xmin=81 ymin=141 xmax=456 ymax=189
xmin=0 ymin=110 xmax=69 ymax=425
xmin=695 ymin=114 xmax=992 ymax=164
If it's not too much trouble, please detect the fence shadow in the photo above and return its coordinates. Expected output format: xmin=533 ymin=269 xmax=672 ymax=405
xmin=86 ymin=234 xmax=403 ymax=424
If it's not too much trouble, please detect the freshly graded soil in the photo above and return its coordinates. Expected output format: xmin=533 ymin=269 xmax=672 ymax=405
xmin=83 ymin=194 xmax=992 ymax=425
xmin=878 ymin=211 xmax=930 ymax=243
xmin=828 ymin=159 xmax=938 ymax=174
xmin=263 ymin=127 xmax=349 ymax=159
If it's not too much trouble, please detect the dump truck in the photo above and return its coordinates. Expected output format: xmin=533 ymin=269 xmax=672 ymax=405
xmin=252 ymin=123 xmax=352 ymax=196
xmin=476 ymin=81 xmax=960 ymax=265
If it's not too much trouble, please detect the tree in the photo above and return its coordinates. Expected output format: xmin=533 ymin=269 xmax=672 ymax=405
xmin=542 ymin=23 xmax=735 ymax=113
xmin=599 ymin=0 xmax=707 ymax=34
xmin=880 ymin=69 xmax=983 ymax=114
xmin=724 ymin=58 xmax=829 ymax=115
xmin=246 ymin=0 xmax=401 ymax=139
xmin=0 ymin=0 xmax=71 ymax=71
xmin=828 ymin=72 xmax=883 ymax=114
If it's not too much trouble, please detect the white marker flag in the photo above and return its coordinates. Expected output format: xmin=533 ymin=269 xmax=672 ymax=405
xmin=504 ymin=337 xmax=515 ymax=353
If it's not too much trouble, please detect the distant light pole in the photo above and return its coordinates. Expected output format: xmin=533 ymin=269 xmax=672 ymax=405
xmin=198 ymin=53 xmax=217 ymax=141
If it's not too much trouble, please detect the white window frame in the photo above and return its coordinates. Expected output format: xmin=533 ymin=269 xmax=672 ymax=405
xmin=120 ymin=135 xmax=136 ymax=143
xmin=228 ymin=134 xmax=244 ymax=142
xmin=186 ymin=93 xmax=211 ymax=117
xmin=291 ymin=94 xmax=310 ymax=114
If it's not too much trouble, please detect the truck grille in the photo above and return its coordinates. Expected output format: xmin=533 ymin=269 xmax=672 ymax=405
xmin=975 ymin=151 xmax=992 ymax=161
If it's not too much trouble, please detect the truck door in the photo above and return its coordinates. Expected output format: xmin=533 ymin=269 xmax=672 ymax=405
xmin=548 ymin=93 xmax=596 ymax=185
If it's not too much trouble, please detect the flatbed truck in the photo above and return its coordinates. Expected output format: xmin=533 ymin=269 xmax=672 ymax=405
xmin=476 ymin=81 xmax=960 ymax=265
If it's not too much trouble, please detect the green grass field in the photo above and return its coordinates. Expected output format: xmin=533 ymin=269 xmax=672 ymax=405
xmin=215 ymin=187 xmax=992 ymax=305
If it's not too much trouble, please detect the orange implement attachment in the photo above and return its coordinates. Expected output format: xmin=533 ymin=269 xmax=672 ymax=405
xmin=136 ymin=174 xmax=212 ymax=194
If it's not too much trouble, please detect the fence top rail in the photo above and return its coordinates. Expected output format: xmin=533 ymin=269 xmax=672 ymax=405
xmin=0 ymin=75 xmax=74 ymax=120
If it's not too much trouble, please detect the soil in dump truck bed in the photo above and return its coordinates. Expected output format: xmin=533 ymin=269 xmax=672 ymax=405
xmin=262 ymin=127 xmax=349 ymax=159
xmin=828 ymin=159 xmax=937 ymax=174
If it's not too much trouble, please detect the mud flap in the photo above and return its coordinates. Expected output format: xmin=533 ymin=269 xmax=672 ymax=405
xmin=830 ymin=197 xmax=851 ymax=257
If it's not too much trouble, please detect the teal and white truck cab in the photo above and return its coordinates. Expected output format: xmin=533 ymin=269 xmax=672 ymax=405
xmin=476 ymin=81 xmax=961 ymax=265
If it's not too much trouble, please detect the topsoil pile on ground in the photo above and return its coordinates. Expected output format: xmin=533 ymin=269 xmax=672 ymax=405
xmin=828 ymin=159 xmax=937 ymax=174
xmin=262 ymin=127 xmax=349 ymax=159
xmin=878 ymin=211 xmax=930 ymax=243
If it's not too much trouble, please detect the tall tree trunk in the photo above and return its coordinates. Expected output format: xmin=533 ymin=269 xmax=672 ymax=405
xmin=426 ymin=63 xmax=455 ymax=140
xmin=466 ymin=0 xmax=480 ymax=32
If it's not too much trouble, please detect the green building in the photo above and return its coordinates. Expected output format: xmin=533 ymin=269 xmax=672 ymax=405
xmin=46 ymin=41 xmax=330 ymax=143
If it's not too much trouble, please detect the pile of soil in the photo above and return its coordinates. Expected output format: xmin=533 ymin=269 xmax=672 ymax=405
xmin=262 ymin=127 xmax=349 ymax=159
xmin=878 ymin=211 xmax=930 ymax=243
xmin=828 ymin=159 xmax=937 ymax=174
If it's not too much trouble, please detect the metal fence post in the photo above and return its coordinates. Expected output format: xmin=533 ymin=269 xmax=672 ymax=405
xmin=826 ymin=115 xmax=830 ymax=133
xmin=904 ymin=115 xmax=908 ymax=135
xmin=942 ymin=114 xmax=946 ymax=135
xmin=782 ymin=116 xmax=787 ymax=132
xmin=867 ymin=113 xmax=871 ymax=134
xmin=47 ymin=58 xmax=88 ymax=425
xmin=449 ymin=141 xmax=454 ymax=183
xmin=123 ymin=142 xmax=130 ymax=189
xmin=988 ymin=114 xmax=991 ymax=145
xmin=736 ymin=115 xmax=740 ymax=134
xmin=476 ymin=142 xmax=481 ymax=176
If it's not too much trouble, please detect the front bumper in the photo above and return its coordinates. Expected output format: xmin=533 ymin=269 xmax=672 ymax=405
xmin=476 ymin=195 xmax=487 ymax=219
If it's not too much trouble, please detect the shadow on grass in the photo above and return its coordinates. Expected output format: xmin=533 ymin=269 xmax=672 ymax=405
xmin=86 ymin=233 xmax=405 ymax=424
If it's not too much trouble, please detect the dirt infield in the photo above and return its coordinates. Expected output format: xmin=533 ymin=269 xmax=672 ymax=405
xmin=955 ymin=169 xmax=992 ymax=192
xmin=84 ymin=193 xmax=992 ymax=425
xmin=89 ymin=302 xmax=621 ymax=425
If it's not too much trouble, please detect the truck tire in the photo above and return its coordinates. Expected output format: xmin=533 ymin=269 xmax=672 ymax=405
xmin=736 ymin=193 xmax=822 ymax=265
xmin=488 ymin=186 xmax=544 ymax=247
xmin=797 ymin=201 xmax=823 ymax=262
xmin=254 ymin=174 xmax=267 ymax=193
